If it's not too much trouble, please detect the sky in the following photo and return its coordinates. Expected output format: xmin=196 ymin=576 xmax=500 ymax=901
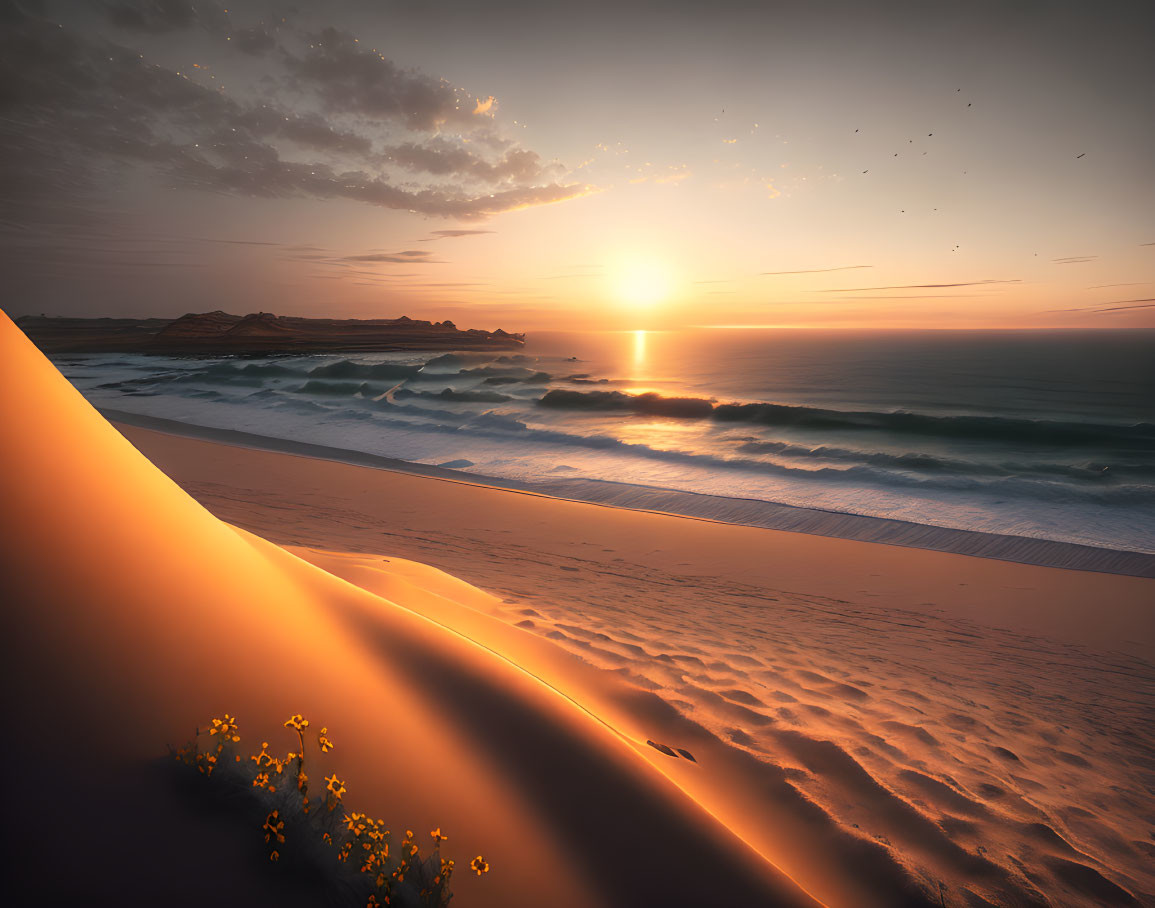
xmin=1 ymin=0 xmax=1153 ymax=331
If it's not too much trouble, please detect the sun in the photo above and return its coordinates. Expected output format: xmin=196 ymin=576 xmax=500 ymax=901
xmin=612 ymin=261 xmax=673 ymax=308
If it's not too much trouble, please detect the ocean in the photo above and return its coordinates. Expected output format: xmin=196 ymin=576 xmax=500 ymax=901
xmin=53 ymin=328 xmax=1155 ymax=554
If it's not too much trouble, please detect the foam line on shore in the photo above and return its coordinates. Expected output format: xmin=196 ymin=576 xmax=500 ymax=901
xmin=102 ymin=407 xmax=1155 ymax=578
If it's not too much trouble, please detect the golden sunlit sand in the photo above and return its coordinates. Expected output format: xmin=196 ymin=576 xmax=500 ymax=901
xmin=4 ymin=310 xmax=1152 ymax=906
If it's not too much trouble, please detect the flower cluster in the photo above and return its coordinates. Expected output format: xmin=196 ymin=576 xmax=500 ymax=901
xmin=172 ymin=712 xmax=482 ymax=906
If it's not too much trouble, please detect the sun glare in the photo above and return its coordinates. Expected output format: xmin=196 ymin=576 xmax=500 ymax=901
xmin=612 ymin=262 xmax=672 ymax=308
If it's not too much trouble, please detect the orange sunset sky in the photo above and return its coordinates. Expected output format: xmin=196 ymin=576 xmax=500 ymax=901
xmin=1 ymin=0 xmax=1152 ymax=331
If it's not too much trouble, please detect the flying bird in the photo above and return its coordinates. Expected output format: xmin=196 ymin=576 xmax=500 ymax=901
xmin=862 ymin=170 xmax=868 ymax=173
xmin=1076 ymin=153 xmax=1086 ymax=159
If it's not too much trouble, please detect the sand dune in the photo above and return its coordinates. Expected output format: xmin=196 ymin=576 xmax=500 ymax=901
xmin=4 ymin=308 xmax=1153 ymax=906
xmin=0 ymin=312 xmax=826 ymax=905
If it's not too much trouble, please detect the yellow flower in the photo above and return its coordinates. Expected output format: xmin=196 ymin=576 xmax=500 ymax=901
xmin=209 ymin=714 xmax=240 ymax=741
xmin=367 ymin=897 xmax=379 ymax=908
xmin=297 ymin=770 xmax=308 ymax=792
xmin=251 ymin=742 xmax=272 ymax=768
xmin=253 ymin=772 xmax=270 ymax=788
xmin=344 ymin=812 xmax=367 ymax=836
xmin=284 ymin=714 xmax=310 ymax=732
xmin=325 ymin=774 xmax=346 ymax=798
xmin=318 ymin=727 xmax=334 ymax=753
xmin=430 ymin=827 xmax=447 ymax=845
xmin=263 ymin=810 xmax=285 ymax=844
xmin=471 ymin=855 xmax=490 ymax=876
xmin=270 ymin=850 xmax=279 ymax=862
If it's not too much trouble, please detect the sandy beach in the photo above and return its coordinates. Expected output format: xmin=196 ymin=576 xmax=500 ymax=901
xmin=4 ymin=310 xmax=1153 ymax=907
xmin=114 ymin=421 xmax=1155 ymax=906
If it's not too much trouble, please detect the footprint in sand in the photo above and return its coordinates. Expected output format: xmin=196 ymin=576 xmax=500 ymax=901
xmin=645 ymin=740 xmax=697 ymax=762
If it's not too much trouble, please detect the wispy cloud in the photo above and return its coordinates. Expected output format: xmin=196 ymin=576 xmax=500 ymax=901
xmin=762 ymin=265 xmax=872 ymax=276
xmin=818 ymin=279 xmax=1021 ymax=292
xmin=1052 ymin=256 xmax=1098 ymax=264
xmin=341 ymin=250 xmax=439 ymax=264
xmin=1047 ymin=298 xmax=1155 ymax=314
xmin=422 ymin=229 xmax=496 ymax=241
xmin=199 ymin=238 xmax=281 ymax=246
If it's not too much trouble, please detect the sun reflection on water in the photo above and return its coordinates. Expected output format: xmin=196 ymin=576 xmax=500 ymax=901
xmin=632 ymin=329 xmax=647 ymax=376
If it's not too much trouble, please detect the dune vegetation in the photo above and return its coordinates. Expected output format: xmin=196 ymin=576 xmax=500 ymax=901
xmin=174 ymin=712 xmax=488 ymax=907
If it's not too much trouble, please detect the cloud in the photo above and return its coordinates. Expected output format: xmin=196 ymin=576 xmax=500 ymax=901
xmin=761 ymin=265 xmax=871 ymax=276
xmin=233 ymin=24 xmax=276 ymax=55
xmin=424 ymin=229 xmax=496 ymax=240
xmin=819 ymin=280 xmax=1021 ymax=292
xmin=281 ymin=27 xmax=485 ymax=132
xmin=200 ymin=238 xmax=281 ymax=246
xmin=104 ymin=0 xmax=225 ymax=34
xmin=0 ymin=7 xmax=589 ymax=225
xmin=383 ymin=138 xmax=551 ymax=183
xmin=1052 ymin=256 xmax=1098 ymax=264
xmin=1048 ymin=298 xmax=1155 ymax=314
xmin=342 ymin=250 xmax=438 ymax=263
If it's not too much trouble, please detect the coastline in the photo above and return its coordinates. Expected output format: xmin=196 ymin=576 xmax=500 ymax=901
xmin=103 ymin=406 xmax=1155 ymax=578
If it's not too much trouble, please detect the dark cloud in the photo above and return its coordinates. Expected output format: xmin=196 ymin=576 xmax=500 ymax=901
xmin=104 ymin=0 xmax=214 ymax=34
xmin=818 ymin=280 xmax=1021 ymax=292
xmin=384 ymin=139 xmax=551 ymax=183
xmin=281 ymin=27 xmax=485 ymax=133
xmin=233 ymin=24 xmax=275 ymax=55
xmin=761 ymin=265 xmax=872 ymax=275
xmin=0 ymin=6 xmax=588 ymax=226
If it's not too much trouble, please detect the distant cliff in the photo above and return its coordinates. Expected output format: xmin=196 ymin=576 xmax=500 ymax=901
xmin=16 ymin=311 xmax=526 ymax=354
